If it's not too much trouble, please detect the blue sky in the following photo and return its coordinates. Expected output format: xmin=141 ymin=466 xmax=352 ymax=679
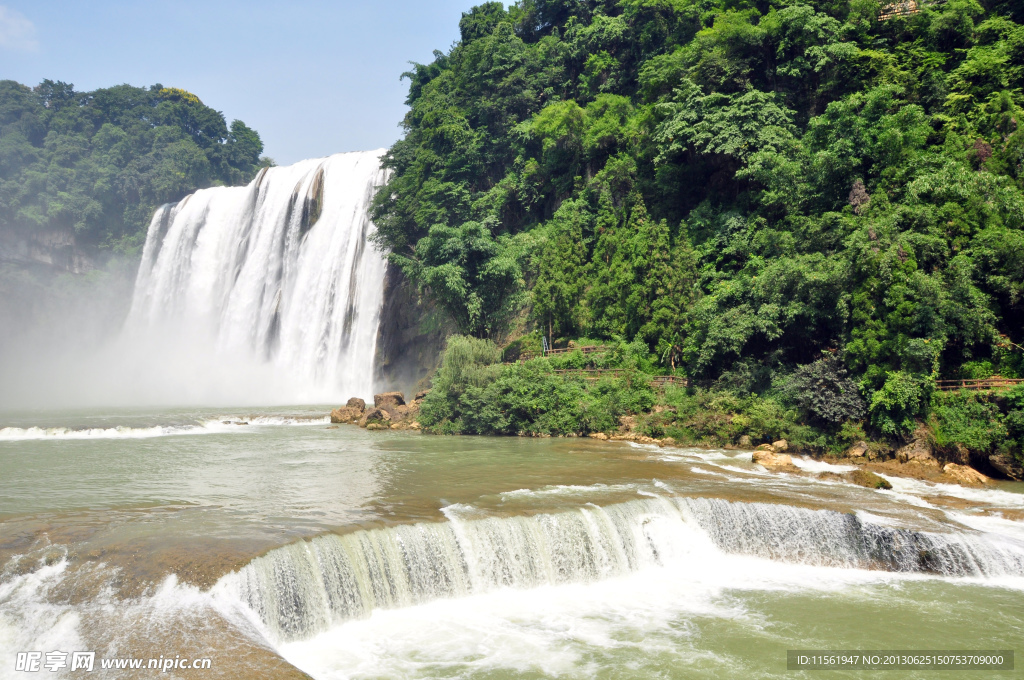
xmin=0 ymin=1 xmax=481 ymax=164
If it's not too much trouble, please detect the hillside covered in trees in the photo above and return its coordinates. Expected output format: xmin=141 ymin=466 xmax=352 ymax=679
xmin=373 ymin=0 xmax=1024 ymax=466
xmin=0 ymin=80 xmax=268 ymax=254
xmin=0 ymin=80 xmax=270 ymax=356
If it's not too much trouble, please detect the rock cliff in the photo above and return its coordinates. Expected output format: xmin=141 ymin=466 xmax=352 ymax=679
xmin=373 ymin=263 xmax=451 ymax=396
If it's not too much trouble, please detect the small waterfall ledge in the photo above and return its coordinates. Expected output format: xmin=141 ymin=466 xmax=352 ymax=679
xmin=125 ymin=150 xmax=388 ymax=402
xmin=218 ymin=497 xmax=1024 ymax=643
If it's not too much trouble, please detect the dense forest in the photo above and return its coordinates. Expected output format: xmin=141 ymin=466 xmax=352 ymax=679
xmin=0 ymin=80 xmax=268 ymax=253
xmin=0 ymin=80 xmax=269 ymax=356
xmin=373 ymin=0 xmax=1024 ymax=466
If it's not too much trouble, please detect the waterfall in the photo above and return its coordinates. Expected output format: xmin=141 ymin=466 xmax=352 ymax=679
xmin=125 ymin=150 xmax=388 ymax=401
xmin=219 ymin=497 xmax=1024 ymax=642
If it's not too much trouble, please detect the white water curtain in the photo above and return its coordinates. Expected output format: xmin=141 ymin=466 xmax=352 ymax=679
xmin=125 ymin=150 xmax=388 ymax=404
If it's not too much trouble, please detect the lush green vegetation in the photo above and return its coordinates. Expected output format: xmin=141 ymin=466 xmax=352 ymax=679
xmin=420 ymin=335 xmax=656 ymax=434
xmin=379 ymin=0 xmax=1024 ymax=464
xmin=421 ymin=336 xmax=1024 ymax=469
xmin=0 ymin=80 xmax=269 ymax=253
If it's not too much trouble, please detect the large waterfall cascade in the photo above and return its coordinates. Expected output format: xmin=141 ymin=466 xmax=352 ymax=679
xmin=126 ymin=150 xmax=388 ymax=401
xmin=219 ymin=496 xmax=1024 ymax=643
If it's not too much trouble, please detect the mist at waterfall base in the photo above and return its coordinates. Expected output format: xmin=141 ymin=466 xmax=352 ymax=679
xmin=0 ymin=150 xmax=387 ymax=411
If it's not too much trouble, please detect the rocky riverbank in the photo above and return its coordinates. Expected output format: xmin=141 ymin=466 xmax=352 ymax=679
xmin=330 ymin=390 xmax=428 ymax=430
xmin=329 ymin=392 xmax=1018 ymax=489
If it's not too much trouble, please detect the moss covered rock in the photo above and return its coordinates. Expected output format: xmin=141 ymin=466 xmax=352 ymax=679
xmin=847 ymin=469 xmax=892 ymax=490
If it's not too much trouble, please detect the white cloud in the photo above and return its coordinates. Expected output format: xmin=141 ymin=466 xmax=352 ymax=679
xmin=0 ymin=5 xmax=38 ymax=52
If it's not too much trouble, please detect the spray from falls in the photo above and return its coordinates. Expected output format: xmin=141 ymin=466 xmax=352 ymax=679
xmin=220 ymin=497 xmax=1024 ymax=643
xmin=125 ymin=150 xmax=388 ymax=403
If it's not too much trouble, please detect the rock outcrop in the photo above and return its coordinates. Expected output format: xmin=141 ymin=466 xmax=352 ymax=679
xmin=943 ymin=463 xmax=989 ymax=486
xmin=374 ymin=392 xmax=406 ymax=410
xmin=738 ymin=435 xmax=753 ymax=448
xmin=328 ymin=391 xmax=429 ymax=431
xmin=989 ymin=454 xmax=1024 ymax=481
xmin=330 ymin=397 xmax=372 ymax=424
xmin=330 ymin=391 xmax=417 ymax=430
xmin=752 ymin=449 xmax=794 ymax=467
xmin=845 ymin=441 xmax=869 ymax=458
xmin=847 ymin=469 xmax=892 ymax=490
xmin=896 ymin=429 xmax=939 ymax=466
xmin=374 ymin=264 xmax=451 ymax=398
xmin=609 ymin=432 xmax=660 ymax=445
xmin=358 ymin=407 xmax=391 ymax=428
xmin=771 ymin=439 xmax=789 ymax=453
xmin=330 ymin=406 xmax=362 ymax=424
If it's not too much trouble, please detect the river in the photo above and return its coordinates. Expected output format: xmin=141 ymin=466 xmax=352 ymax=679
xmin=1 ymin=407 xmax=1022 ymax=678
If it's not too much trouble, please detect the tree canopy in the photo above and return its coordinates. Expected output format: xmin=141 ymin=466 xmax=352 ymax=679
xmin=373 ymin=0 xmax=1024 ymax=435
xmin=0 ymin=80 xmax=269 ymax=252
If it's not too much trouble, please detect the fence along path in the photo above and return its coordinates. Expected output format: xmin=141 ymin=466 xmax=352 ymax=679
xmin=518 ymin=345 xmax=609 ymax=360
xmin=510 ymin=346 xmax=690 ymax=389
xmin=935 ymin=376 xmax=1024 ymax=392
xmin=513 ymin=346 xmax=1021 ymax=393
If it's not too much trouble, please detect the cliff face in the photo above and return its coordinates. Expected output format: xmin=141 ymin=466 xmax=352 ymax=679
xmin=0 ymin=227 xmax=96 ymax=274
xmin=374 ymin=263 xmax=451 ymax=397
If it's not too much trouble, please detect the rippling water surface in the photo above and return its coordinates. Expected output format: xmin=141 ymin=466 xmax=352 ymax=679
xmin=1 ymin=406 xmax=1022 ymax=679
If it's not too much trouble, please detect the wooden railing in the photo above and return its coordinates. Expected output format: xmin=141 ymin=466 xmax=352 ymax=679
xmin=935 ymin=376 xmax=1024 ymax=392
xmin=551 ymin=369 xmax=690 ymax=389
xmin=553 ymin=369 xmax=623 ymax=378
xmin=517 ymin=345 xmax=610 ymax=361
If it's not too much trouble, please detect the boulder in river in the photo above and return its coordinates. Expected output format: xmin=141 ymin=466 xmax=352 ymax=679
xmin=752 ymin=449 xmax=793 ymax=467
xmin=589 ymin=432 xmax=609 ymax=440
xmin=358 ymin=394 xmax=425 ymax=431
xmin=943 ymin=463 xmax=989 ymax=486
xmin=330 ymin=406 xmax=362 ymax=424
xmin=359 ymin=408 xmax=392 ymax=428
xmin=771 ymin=439 xmax=789 ymax=453
xmin=346 ymin=397 xmax=366 ymax=411
xmin=847 ymin=469 xmax=892 ymax=490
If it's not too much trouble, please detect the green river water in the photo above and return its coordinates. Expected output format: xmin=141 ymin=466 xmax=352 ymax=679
xmin=1 ymin=406 xmax=1022 ymax=679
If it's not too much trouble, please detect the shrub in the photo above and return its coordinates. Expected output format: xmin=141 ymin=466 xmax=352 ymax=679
xmin=419 ymin=335 xmax=502 ymax=429
xmin=419 ymin=336 xmax=656 ymax=435
xmin=869 ymin=371 xmax=930 ymax=436
xmin=480 ymin=360 xmax=589 ymax=435
xmin=658 ymin=386 xmax=822 ymax=448
xmin=930 ymin=391 xmax=1007 ymax=454
xmin=784 ymin=357 xmax=867 ymax=425
xmin=837 ymin=421 xmax=868 ymax=446
xmin=1005 ymin=386 xmax=1024 ymax=463
xmin=958 ymin=361 xmax=995 ymax=379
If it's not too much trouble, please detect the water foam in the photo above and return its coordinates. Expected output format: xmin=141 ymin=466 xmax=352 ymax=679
xmin=0 ymin=417 xmax=329 ymax=442
xmin=217 ymin=496 xmax=1024 ymax=646
xmin=124 ymin=150 xmax=388 ymax=404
